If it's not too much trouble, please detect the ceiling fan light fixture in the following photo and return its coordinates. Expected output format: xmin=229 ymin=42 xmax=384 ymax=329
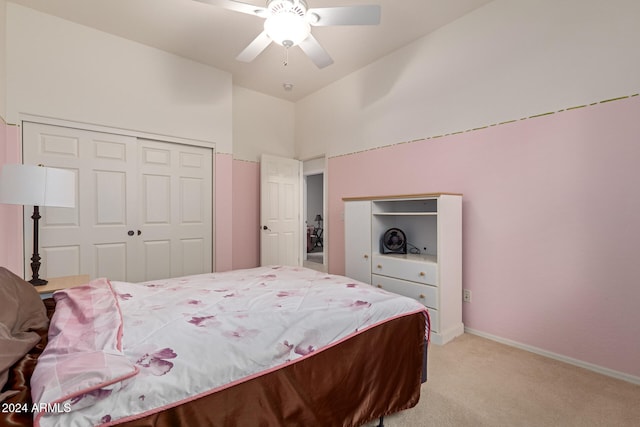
xmin=264 ymin=13 xmax=310 ymax=47
xmin=198 ymin=0 xmax=381 ymax=69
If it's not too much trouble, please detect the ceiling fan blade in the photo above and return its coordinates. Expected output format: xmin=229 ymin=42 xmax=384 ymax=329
xmin=298 ymin=34 xmax=334 ymax=69
xmin=236 ymin=31 xmax=273 ymax=63
xmin=307 ymin=5 xmax=381 ymax=26
xmin=193 ymin=0 xmax=267 ymax=17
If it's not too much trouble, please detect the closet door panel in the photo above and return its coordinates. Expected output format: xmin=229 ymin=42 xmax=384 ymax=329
xmin=86 ymin=132 xmax=139 ymax=282
xmin=141 ymin=174 xmax=171 ymax=224
xmin=180 ymin=177 xmax=204 ymax=223
xmin=42 ymin=245 xmax=81 ymax=280
xmin=23 ymin=122 xmax=138 ymax=281
xmin=181 ymin=238 xmax=205 ymax=275
xmin=138 ymin=139 xmax=212 ymax=280
xmin=174 ymin=143 xmax=212 ymax=277
xmin=94 ymin=243 xmax=127 ymax=282
xmin=143 ymin=240 xmax=172 ymax=281
xmin=95 ymin=170 xmax=127 ymax=225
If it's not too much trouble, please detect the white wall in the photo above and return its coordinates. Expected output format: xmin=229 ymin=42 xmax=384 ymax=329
xmin=6 ymin=3 xmax=232 ymax=151
xmin=232 ymin=86 xmax=295 ymax=162
xmin=295 ymin=0 xmax=640 ymax=159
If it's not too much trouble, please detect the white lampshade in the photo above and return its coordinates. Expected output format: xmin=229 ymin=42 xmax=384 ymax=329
xmin=0 ymin=164 xmax=76 ymax=208
xmin=264 ymin=14 xmax=311 ymax=47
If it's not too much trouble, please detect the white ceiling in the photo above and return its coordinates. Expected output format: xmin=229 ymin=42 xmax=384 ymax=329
xmin=8 ymin=0 xmax=493 ymax=101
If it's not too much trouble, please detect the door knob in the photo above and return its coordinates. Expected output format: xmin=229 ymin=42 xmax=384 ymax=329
xmin=262 ymin=225 xmax=271 ymax=231
xmin=137 ymin=230 xmax=142 ymax=236
xmin=128 ymin=230 xmax=134 ymax=236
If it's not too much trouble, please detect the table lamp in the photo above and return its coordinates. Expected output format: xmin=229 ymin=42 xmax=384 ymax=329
xmin=0 ymin=164 xmax=76 ymax=285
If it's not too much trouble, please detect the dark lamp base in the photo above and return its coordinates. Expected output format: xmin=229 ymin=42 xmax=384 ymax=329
xmin=29 ymin=278 xmax=48 ymax=286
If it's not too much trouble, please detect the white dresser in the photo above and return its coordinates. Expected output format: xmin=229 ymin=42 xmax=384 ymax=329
xmin=344 ymin=194 xmax=463 ymax=345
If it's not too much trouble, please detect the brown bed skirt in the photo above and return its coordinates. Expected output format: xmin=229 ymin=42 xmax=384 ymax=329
xmin=1 ymin=299 xmax=55 ymax=427
xmin=2 ymin=299 xmax=426 ymax=427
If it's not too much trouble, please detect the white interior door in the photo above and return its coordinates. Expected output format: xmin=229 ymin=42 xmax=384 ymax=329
xmin=22 ymin=122 xmax=213 ymax=282
xmin=260 ymin=154 xmax=302 ymax=267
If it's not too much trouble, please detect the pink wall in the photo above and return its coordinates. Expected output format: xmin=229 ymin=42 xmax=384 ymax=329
xmin=0 ymin=120 xmax=23 ymax=276
xmin=232 ymin=160 xmax=260 ymax=269
xmin=328 ymin=96 xmax=640 ymax=379
xmin=214 ymin=153 xmax=234 ymax=272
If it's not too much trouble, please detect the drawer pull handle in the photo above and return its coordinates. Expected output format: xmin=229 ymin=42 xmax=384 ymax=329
xmin=364 ymin=254 xmax=369 ymax=259
xmin=419 ymin=272 xmax=426 ymax=277
xmin=377 ymin=264 xmax=382 ymax=269
xmin=377 ymin=284 xmax=383 ymax=289
xmin=419 ymin=294 xmax=426 ymax=299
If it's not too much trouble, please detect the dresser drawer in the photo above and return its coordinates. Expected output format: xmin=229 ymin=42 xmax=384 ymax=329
xmin=372 ymin=255 xmax=437 ymax=285
xmin=372 ymin=274 xmax=438 ymax=310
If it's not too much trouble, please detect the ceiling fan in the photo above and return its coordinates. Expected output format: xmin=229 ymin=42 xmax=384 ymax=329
xmin=194 ymin=0 xmax=381 ymax=69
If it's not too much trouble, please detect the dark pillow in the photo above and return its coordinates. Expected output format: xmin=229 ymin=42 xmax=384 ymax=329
xmin=0 ymin=267 xmax=49 ymax=401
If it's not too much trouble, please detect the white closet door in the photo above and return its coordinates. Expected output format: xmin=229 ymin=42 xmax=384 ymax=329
xmin=22 ymin=122 xmax=213 ymax=282
xmin=137 ymin=139 xmax=212 ymax=282
xmin=22 ymin=122 xmax=138 ymax=281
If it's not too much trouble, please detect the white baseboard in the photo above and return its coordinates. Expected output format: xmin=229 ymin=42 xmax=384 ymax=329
xmin=464 ymin=327 xmax=640 ymax=386
xmin=432 ymin=323 xmax=465 ymax=345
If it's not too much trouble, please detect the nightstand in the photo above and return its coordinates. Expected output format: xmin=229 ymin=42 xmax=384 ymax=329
xmin=36 ymin=275 xmax=90 ymax=295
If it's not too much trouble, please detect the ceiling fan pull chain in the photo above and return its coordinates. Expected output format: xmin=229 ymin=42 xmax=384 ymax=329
xmin=283 ymin=46 xmax=289 ymax=66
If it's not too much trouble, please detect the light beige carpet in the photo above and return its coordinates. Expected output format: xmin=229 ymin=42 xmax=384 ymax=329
xmin=366 ymin=333 xmax=640 ymax=427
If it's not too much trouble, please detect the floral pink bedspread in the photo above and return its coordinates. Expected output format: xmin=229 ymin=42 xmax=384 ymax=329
xmin=31 ymin=266 xmax=428 ymax=427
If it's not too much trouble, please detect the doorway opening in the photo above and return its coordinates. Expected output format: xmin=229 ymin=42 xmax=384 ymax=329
xmin=305 ymin=173 xmax=323 ymax=265
xmin=303 ymin=157 xmax=326 ymax=272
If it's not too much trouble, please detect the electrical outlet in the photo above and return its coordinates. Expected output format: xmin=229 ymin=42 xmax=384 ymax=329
xmin=463 ymin=289 xmax=472 ymax=303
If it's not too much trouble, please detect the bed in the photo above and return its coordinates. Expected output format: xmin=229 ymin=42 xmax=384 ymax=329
xmin=1 ymin=265 xmax=429 ymax=427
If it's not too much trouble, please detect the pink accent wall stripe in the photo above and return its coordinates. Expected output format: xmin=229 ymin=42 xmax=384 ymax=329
xmin=232 ymin=159 xmax=260 ymax=270
xmin=214 ymin=153 xmax=233 ymax=272
xmin=0 ymin=121 xmax=23 ymax=276
xmin=328 ymin=96 xmax=640 ymax=378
